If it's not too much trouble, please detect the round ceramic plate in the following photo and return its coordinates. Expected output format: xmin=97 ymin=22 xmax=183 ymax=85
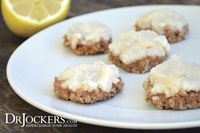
xmin=7 ymin=5 xmax=200 ymax=129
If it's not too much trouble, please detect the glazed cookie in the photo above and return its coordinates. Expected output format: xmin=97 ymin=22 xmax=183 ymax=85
xmin=144 ymin=55 xmax=200 ymax=110
xmin=63 ymin=22 xmax=112 ymax=55
xmin=108 ymin=30 xmax=170 ymax=73
xmin=54 ymin=62 xmax=124 ymax=104
xmin=135 ymin=9 xmax=189 ymax=43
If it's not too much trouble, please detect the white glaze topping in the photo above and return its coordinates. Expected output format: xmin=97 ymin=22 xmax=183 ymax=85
xmin=66 ymin=22 xmax=111 ymax=49
xmin=149 ymin=55 xmax=200 ymax=97
xmin=109 ymin=30 xmax=169 ymax=64
xmin=57 ymin=62 xmax=120 ymax=92
xmin=135 ymin=9 xmax=188 ymax=34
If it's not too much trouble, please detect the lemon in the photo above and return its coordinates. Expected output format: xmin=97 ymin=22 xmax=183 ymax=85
xmin=2 ymin=0 xmax=71 ymax=37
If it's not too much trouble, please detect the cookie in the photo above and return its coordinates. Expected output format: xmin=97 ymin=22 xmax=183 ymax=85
xmin=108 ymin=30 xmax=170 ymax=73
xmin=54 ymin=62 xmax=124 ymax=104
xmin=144 ymin=55 xmax=200 ymax=110
xmin=64 ymin=22 xmax=112 ymax=55
xmin=135 ymin=9 xmax=189 ymax=43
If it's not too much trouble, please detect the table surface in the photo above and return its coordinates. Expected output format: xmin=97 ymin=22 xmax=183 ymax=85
xmin=1 ymin=0 xmax=200 ymax=132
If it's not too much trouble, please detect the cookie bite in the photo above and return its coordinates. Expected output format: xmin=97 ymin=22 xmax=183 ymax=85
xmin=135 ymin=9 xmax=189 ymax=43
xmin=63 ymin=22 xmax=112 ymax=55
xmin=108 ymin=30 xmax=170 ymax=73
xmin=54 ymin=62 xmax=124 ymax=104
xmin=144 ymin=55 xmax=200 ymax=110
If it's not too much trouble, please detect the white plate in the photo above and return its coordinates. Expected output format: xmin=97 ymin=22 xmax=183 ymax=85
xmin=7 ymin=5 xmax=200 ymax=129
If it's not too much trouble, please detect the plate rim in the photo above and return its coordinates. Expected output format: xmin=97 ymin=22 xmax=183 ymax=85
xmin=6 ymin=5 xmax=200 ymax=129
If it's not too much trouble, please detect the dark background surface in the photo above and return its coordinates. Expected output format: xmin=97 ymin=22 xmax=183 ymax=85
xmin=1 ymin=0 xmax=200 ymax=132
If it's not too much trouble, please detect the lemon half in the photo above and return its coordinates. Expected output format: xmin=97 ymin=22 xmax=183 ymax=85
xmin=2 ymin=0 xmax=71 ymax=37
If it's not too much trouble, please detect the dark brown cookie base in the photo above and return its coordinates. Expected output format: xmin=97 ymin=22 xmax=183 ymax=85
xmin=64 ymin=35 xmax=111 ymax=55
xmin=144 ymin=78 xmax=200 ymax=110
xmin=135 ymin=25 xmax=189 ymax=44
xmin=108 ymin=53 xmax=166 ymax=73
xmin=54 ymin=78 xmax=124 ymax=104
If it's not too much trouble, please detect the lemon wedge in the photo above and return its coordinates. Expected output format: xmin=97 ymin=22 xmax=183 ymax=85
xmin=2 ymin=0 xmax=71 ymax=37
